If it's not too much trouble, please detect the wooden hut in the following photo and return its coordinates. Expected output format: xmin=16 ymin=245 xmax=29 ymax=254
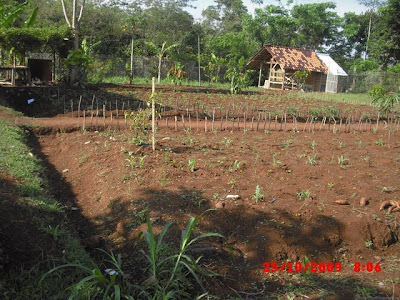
xmin=247 ymin=44 xmax=329 ymax=92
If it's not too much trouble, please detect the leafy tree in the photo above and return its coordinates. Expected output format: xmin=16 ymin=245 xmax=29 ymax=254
xmin=357 ymin=0 xmax=385 ymax=59
xmin=368 ymin=0 xmax=400 ymax=66
xmin=249 ymin=4 xmax=296 ymax=46
xmin=291 ymin=2 xmax=341 ymax=49
xmin=145 ymin=41 xmax=179 ymax=83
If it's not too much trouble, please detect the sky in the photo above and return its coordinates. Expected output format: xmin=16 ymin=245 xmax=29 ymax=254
xmin=184 ymin=0 xmax=368 ymax=21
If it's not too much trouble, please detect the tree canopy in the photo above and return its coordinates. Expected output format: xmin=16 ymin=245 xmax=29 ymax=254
xmin=1 ymin=0 xmax=399 ymax=77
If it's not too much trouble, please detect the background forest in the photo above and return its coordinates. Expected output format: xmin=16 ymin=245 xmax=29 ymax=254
xmin=0 ymin=0 xmax=399 ymax=90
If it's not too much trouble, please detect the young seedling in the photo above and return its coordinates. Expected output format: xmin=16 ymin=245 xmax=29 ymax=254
xmin=222 ymin=137 xmax=233 ymax=148
xmin=311 ymin=140 xmax=318 ymax=150
xmin=337 ymin=155 xmax=349 ymax=166
xmin=188 ymin=159 xmax=196 ymax=172
xmin=282 ymin=139 xmax=292 ymax=149
xmin=228 ymin=178 xmax=237 ymax=188
xmin=307 ymin=154 xmax=317 ymax=165
xmin=375 ymin=139 xmax=385 ymax=146
xmin=272 ymin=153 xmax=281 ymax=167
xmin=297 ymin=190 xmax=311 ymax=200
xmin=230 ymin=160 xmax=241 ymax=172
xmin=253 ymin=185 xmax=265 ymax=203
xmin=137 ymin=156 xmax=146 ymax=169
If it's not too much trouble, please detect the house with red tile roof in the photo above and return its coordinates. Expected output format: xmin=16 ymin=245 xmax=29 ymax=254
xmin=247 ymin=44 xmax=347 ymax=93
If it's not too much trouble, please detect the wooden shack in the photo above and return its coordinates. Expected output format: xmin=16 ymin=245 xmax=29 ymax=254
xmin=247 ymin=44 xmax=328 ymax=92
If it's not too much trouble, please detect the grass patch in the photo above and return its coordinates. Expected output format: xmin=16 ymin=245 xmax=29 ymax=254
xmin=0 ymin=114 xmax=93 ymax=299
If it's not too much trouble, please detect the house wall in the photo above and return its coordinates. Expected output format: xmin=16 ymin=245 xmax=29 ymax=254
xmin=305 ymin=71 xmax=325 ymax=91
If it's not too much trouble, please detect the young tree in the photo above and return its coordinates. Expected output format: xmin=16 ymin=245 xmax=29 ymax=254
xmin=61 ymin=0 xmax=85 ymax=51
xmin=145 ymin=41 xmax=179 ymax=83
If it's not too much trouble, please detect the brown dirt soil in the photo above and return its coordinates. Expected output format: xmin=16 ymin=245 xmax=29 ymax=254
xmin=1 ymin=85 xmax=400 ymax=299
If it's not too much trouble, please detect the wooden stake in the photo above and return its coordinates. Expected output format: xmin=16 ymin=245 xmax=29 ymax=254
xmin=303 ymin=117 xmax=309 ymax=132
xmin=275 ymin=115 xmax=278 ymax=131
xmin=110 ymin=102 xmax=113 ymax=130
xmin=95 ymin=101 xmax=99 ymax=131
xmin=268 ymin=113 xmax=271 ymax=131
xmin=205 ymin=116 xmax=208 ymax=132
xmin=376 ymin=112 xmax=380 ymax=132
xmin=71 ymin=100 xmax=74 ymax=118
xmin=116 ymin=100 xmax=120 ymax=131
xmin=189 ymin=114 xmax=192 ymax=131
xmin=175 ymin=116 xmax=178 ymax=131
xmin=196 ymin=111 xmax=199 ymax=132
xmin=225 ymin=109 xmax=228 ymax=130
xmin=103 ymin=104 xmax=106 ymax=128
xmin=182 ymin=115 xmax=185 ymax=130
xmin=212 ymin=107 xmax=215 ymax=131
xmin=82 ymin=110 xmax=86 ymax=131
xmin=78 ymin=95 xmax=82 ymax=118
xmin=251 ymin=116 xmax=255 ymax=131
xmin=284 ymin=113 xmax=287 ymax=131
xmin=152 ymin=77 xmax=156 ymax=151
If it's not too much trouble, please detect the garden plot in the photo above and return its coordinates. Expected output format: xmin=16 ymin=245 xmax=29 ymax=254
xmin=3 ymin=85 xmax=400 ymax=298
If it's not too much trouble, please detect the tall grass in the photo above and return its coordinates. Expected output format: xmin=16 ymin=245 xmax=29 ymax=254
xmin=41 ymin=210 xmax=223 ymax=299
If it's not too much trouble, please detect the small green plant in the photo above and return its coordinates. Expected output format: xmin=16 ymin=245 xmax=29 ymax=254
xmin=126 ymin=155 xmax=136 ymax=169
xmin=228 ymin=178 xmax=237 ymax=188
xmin=371 ymin=127 xmax=378 ymax=134
xmin=306 ymin=154 xmax=317 ymax=165
xmin=132 ymin=135 xmax=146 ymax=146
xmin=327 ymin=182 xmax=334 ymax=188
xmin=357 ymin=140 xmax=364 ymax=147
xmin=253 ymin=185 xmax=265 ymax=203
xmin=369 ymin=84 xmax=400 ymax=114
xmin=297 ymin=190 xmax=311 ymax=200
xmin=79 ymin=153 xmax=88 ymax=165
xmin=282 ymin=139 xmax=292 ymax=149
xmin=311 ymin=140 xmax=318 ymax=150
xmin=230 ymin=160 xmax=241 ymax=172
xmin=272 ymin=153 xmax=281 ymax=167
xmin=137 ymin=156 xmax=146 ymax=168
xmin=40 ymin=250 xmax=128 ymax=299
xmin=375 ymin=139 xmax=385 ymax=146
xmin=222 ymin=137 xmax=233 ymax=148
xmin=365 ymin=240 xmax=374 ymax=249
xmin=339 ymin=141 xmax=345 ymax=149
xmin=160 ymin=172 xmax=170 ymax=187
xmin=187 ymin=159 xmax=196 ymax=172
xmin=337 ymin=155 xmax=349 ymax=166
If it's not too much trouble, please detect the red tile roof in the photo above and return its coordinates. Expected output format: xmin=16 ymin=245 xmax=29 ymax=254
xmin=247 ymin=45 xmax=328 ymax=73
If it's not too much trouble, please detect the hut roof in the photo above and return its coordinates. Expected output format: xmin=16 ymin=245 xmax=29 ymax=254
xmin=247 ymin=45 xmax=328 ymax=73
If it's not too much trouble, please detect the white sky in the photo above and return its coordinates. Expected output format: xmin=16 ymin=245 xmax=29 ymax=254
xmin=185 ymin=0 xmax=368 ymax=21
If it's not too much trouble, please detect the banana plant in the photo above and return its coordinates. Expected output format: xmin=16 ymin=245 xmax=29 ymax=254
xmin=145 ymin=41 xmax=179 ymax=84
